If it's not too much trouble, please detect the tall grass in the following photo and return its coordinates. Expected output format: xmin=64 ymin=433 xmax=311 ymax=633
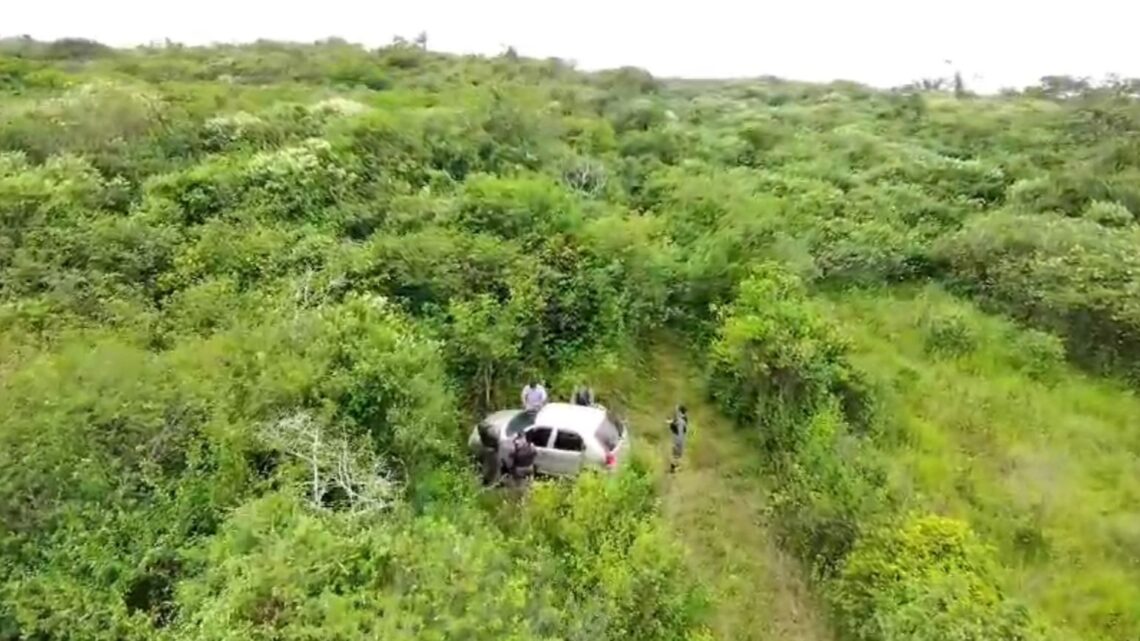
xmin=830 ymin=285 xmax=1140 ymax=640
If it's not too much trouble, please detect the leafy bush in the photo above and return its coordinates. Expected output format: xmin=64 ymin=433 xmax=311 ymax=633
xmin=830 ymin=514 xmax=1043 ymax=641
xmin=709 ymin=263 xmax=870 ymax=447
xmin=241 ymin=138 xmax=356 ymax=221
xmin=1008 ymin=328 xmax=1067 ymax=382
xmin=454 ymin=173 xmax=577 ymax=241
xmin=866 ymin=152 xmax=1009 ymax=205
xmin=0 ymin=297 xmax=457 ymax=640
xmin=935 ymin=211 xmax=1140 ymax=380
xmin=1083 ymin=200 xmax=1133 ymax=227
xmin=200 ymin=111 xmax=274 ymax=151
xmin=708 ymin=265 xmax=887 ymax=579
xmin=813 ymin=218 xmax=931 ymax=284
xmin=174 ymin=469 xmax=703 ymax=641
xmin=508 ymin=467 xmax=709 ymax=640
xmin=921 ymin=310 xmax=978 ymax=356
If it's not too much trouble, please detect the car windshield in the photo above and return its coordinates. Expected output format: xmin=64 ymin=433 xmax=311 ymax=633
xmin=504 ymin=411 xmax=537 ymax=437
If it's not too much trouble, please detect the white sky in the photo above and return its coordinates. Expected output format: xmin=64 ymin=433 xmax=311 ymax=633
xmin=6 ymin=1 xmax=1139 ymax=92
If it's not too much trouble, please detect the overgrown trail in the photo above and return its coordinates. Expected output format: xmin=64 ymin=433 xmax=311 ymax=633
xmin=620 ymin=349 xmax=833 ymax=641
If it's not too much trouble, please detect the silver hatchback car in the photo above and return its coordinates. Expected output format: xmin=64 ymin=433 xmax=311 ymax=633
xmin=468 ymin=402 xmax=630 ymax=476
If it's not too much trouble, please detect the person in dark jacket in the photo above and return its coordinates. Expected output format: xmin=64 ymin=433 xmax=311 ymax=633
xmin=668 ymin=404 xmax=688 ymax=473
xmin=508 ymin=433 xmax=537 ymax=488
xmin=477 ymin=421 xmax=502 ymax=486
xmin=571 ymin=384 xmax=595 ymax=407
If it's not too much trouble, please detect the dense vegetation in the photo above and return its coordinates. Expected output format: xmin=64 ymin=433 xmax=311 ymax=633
xmin=2 ymin=36 xmax=1139 ymax=641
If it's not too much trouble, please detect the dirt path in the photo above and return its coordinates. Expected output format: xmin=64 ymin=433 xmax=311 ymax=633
xmin=619 ymin=348 xmax=833 ymax=641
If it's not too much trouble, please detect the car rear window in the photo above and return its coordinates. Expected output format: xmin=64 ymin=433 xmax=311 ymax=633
xmin=504 ymin=411 xmax=537 ymax=437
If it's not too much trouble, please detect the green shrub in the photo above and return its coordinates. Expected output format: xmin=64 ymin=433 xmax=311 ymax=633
xmin=1083 ymin=200 xmax=1133 ymax=227
xmin=0 ymin=296 xmax=458 ymax=640
xmin=1008 ymin=328 xmax=1066 ymax=382
xmin=146 ymin=157 xmax=243 ymax=225
xmin=864 ymin=152 xmax=1009 ymax=205
xmin=175 ymin=492 xmax=536 ymax=641
xmin=344 ymin=227 xmax=524 ymax=315
xmin=830 ymin=514 xmax=1043 ymax=641
xmin=241 ymin=138 xmax=357 ymax=221
xmin=813 ymin=218 xmax=931 ymax=285
xmin=772 ymin=404 xmax=888 ymax=577
xmin=709 ymin=263 xmax=869 ymax=447
xmin=454 ymin=173 xmax=577 ymax=241
xmin=173 ymin=469 xmax=704 ymax=641
xmin=200 ymin=111 xmax=274 ymax=151
xmin=0 ymin=80 xmax=169 ymax=167
xmin=510 ymin=468 xmax=709 ymax=640
xmin=921 ymin=310 xmax=978 ymax=356
xmin=1006 ymin=177 xmax=1053 ymax=210
xmin=935 ymin=211 xmax=1140 ymax=380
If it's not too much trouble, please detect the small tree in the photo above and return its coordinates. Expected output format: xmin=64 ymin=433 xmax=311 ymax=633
xmin=262 ymin=411 xmax=397 ymax=514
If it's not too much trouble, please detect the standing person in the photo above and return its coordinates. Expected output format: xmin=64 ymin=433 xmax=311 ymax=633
xmin=572 ymin=384 xmax=595 ymax=407
xmin=521 ymin=380 xmax=548 ymax=414
xmin=508 ymin=432 xmax=537 ymax=489
xmin=668 ymin=404 xmax=688 ymax=473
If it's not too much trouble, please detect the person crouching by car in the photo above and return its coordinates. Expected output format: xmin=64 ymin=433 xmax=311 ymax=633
xmin=508 ymin=433 xmax=537 ymax=489
xmin=477 ymin=421 xmax=502 ymax=486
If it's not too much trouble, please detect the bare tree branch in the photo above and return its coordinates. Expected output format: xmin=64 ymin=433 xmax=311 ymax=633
xmin=262 ymin=411 xmax=395 ymax=514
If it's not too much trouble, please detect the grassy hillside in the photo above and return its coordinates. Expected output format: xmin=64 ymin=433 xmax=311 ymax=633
xmin=3 ymin=37 xmax=1140 ymax=641
xmin=831 ymin=287 xmax=1140 ymax=638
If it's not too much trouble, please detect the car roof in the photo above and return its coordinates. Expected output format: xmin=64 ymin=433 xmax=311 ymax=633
xmin=533 ymin=402 xmax=606 ymax=435
xmin=484 ymin=409 xmax=519 ymax=424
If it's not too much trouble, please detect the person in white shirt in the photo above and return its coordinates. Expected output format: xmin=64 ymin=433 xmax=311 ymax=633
xmin=521 ymin=380 xmax=548 ymax=413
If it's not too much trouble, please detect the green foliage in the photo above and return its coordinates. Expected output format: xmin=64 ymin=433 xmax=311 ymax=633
xmin=5 ymin=35 xmax=1140 ymax=641
xmin=1082 ymin=199 xmax=1133 ymax=227
xmin=710 ymin=264 xmax=869 ymax=445
xmin=173 ymin=470 xmax=701 ymax=641
xmin=507 ymin=468 xmax=709 ymax=640
xmin=1008 ymin=328 xmax=1067 ymax=382
xmin=0 ymin=40 xmax=711 ymax=641
xmin=455 ymin=173 xmax=577 ymax=241
xmin=831 ymin=514 xmax=1041 ymax=641
xmin=0 ymin=295 xmax=461 ymax=640
xmin=832 ymin=287 xmax=1140 ymax=640
xmin=936 ymin=212 xmax=1140 ymax=380
xmin=708 ymin=266 xmax=887 ymax=583
xmin=921 ymin=309 xmax=977 ymax=357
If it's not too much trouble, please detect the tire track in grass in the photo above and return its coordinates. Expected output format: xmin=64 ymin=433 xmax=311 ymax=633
xmin=620 ymin=347 xmax=833 ymax=641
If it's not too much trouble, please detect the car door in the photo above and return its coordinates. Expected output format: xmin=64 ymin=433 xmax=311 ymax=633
xmin=523 ymin=426 xmax=555 ymax=473
xmin=546 ymin=429 xmax=586 ymax=476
